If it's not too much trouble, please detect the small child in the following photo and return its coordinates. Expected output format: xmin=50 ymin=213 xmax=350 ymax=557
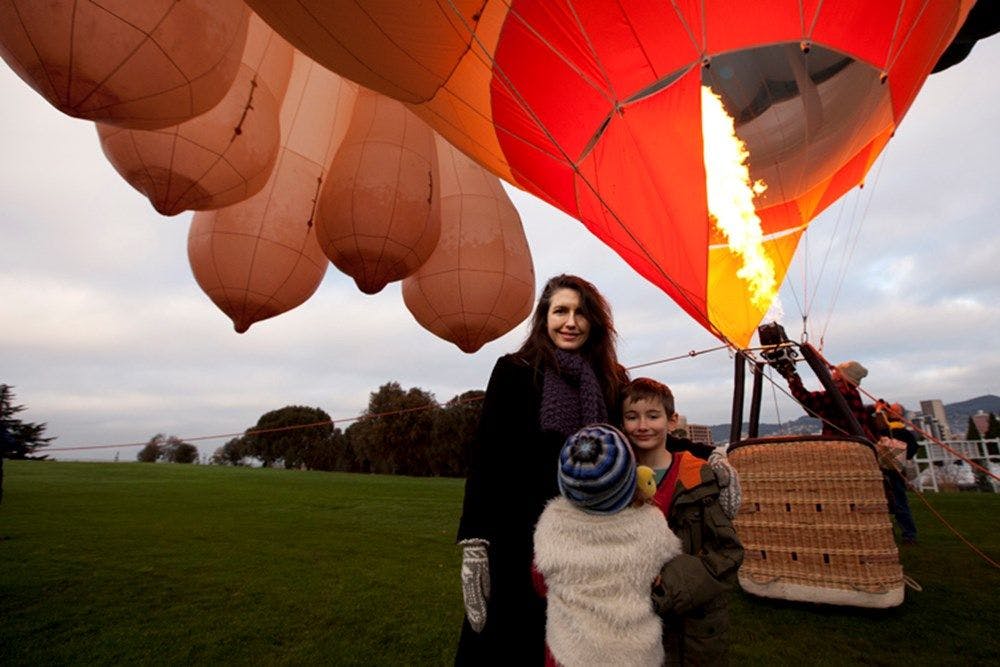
xmin=533 ymin=423 xmax=683 ymax=667
xmin=621 ymin=378 xmax=745 ymax=666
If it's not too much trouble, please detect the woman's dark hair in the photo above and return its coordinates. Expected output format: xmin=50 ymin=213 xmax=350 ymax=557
xmin=516 ymin=274 xmax=629 ymax=408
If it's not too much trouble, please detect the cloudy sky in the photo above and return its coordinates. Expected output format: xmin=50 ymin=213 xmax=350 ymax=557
xmin=2 ymin=37 xmax=998 ymax=462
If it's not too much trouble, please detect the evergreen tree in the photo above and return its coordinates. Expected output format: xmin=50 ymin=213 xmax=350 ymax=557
xmin=966 ymin=416 xmax=981 ymax=440
xmin=0 ymin=384 xmax=54 ymax=459
xmin=986 ymin=412 xmax=1000 ymax=439
xmin=986 ymin=412 xmax=1000 ymax=457
xmin=1 ymin=384 xmax=55 ymax=506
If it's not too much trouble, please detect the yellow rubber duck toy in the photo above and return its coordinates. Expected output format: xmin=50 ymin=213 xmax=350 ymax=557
xmin=636 ymin=465 xmax=657 ymax=500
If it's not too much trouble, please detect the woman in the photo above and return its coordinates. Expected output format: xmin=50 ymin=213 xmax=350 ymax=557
xmin=455 ymin=274 xmax=629 ymax=665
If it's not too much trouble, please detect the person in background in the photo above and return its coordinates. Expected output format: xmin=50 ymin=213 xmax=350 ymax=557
xmin=874 ymin=401 xmax=920 ymax=545
xmin=621 ymin=377 xmax=744 ymax=666
xmin=533 ymin=424 xmax=683 ymax=667
xmin=776 ymin=359 xmax=877 ymax=441
xmin=455 ymin=274 xmax=630 ymax=665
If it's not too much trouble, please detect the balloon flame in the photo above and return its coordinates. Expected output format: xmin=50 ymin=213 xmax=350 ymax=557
xmin=701 ymin=86 xmax=776 ymax=311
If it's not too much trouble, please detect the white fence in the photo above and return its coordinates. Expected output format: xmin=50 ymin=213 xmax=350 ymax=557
xmin=912 ymin=438 xmax=1000 ymax=492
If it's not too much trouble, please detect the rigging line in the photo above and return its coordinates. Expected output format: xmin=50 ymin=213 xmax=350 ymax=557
xmin=767 ymin=364 xmax=786 ymax=430
xmin=442 ymin=0 xmax=736 ymax=344
xmin=804 ymin=192 xmax=848 ymax=331
xmin=443 ymin=0 xmax=618 ymax=106
xmin=46 ymin=347 xmax=731 ymax=453
xmin=456 ymin=64 xmax=734 ymax=341
xmin=910 ymin=489 xmax=1000 ymax=570
xmin=625 ymin=344 xmax=731 ymax=371
xmin=877 ymin=407 xmax=1000 ymax=481
xmin=563 ymin=0 xmax=621 ymax=101
xmin=813 ymin=136 xmax=885 ymax=338
xmin=744 ymin=347 xmax=882 ymax=442
xmin=819 ymin=148 xmax=889 ymax=344
xmin=818 ymin=186 xmax=865 ymax=341
xmin=741 ymin=349 xmax=860 ymax=440
xmin=670 ymin=0 xmax=702 ymax=55
xmin=820 ymin=145 xmax=889 ymax=337
xmin=799 ymin=343 xmax=1000 ymax=482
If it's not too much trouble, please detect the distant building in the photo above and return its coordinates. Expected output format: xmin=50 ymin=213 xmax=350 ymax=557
xmin=971 ymin=411 xmax=991 ymax=438
xmin=911 ymin=413 xmax=947 ymax=441
xmin=672 ymin=416 xmax=713 ymax=447
xmin=919 ymin=399 xmax=952 ymax=439
xmin=686 ymin=423 xmax=714 ymax=448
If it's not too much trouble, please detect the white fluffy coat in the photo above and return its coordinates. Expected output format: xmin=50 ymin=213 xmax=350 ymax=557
xmin=534 ymin=497 xmax=683 ymax=667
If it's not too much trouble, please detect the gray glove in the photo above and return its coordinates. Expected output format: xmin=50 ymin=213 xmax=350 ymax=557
xmin=459 ymin=538 xmax=490 ymax=632
xmin=709 ymin=449 xmax=742 ymax=519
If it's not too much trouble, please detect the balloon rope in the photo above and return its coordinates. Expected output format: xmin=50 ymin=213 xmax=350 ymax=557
xmin=45 ymin=346 xmax=735 ymax=452
xmin=909 ymin=488 xmax=1000 ymax=570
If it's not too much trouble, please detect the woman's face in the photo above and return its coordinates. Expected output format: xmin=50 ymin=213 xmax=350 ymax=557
xmin=546 ymin=288 xmax=590 ymax=351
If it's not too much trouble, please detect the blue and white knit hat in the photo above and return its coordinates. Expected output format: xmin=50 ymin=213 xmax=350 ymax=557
xmin=557 ymin=424 xmax=636 ymax=515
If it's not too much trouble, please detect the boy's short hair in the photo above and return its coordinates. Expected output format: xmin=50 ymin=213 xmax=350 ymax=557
xmin=621 ymin=377 xmax=675 ymax=416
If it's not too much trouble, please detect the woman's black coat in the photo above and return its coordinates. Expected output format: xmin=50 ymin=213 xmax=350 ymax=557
xmin=455 ymin=353 xmax=619 ymax=664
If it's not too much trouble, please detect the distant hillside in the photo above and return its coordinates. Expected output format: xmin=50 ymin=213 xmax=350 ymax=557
xmin=945 ymin=394 xmax=1000 ymax=434
xmin=709 ymin=394 xmax=1000 ymax=444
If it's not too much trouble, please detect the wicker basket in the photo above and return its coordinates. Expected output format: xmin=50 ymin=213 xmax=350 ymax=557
xmin=729 ymin=436 xmax=904 ymax=608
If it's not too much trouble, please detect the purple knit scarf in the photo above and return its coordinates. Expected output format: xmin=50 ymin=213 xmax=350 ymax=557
xmin=540 ymin=349 xmax=608 ymax=438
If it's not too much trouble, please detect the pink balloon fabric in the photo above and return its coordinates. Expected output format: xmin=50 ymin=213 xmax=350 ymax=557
xmin=188 ymin=52 xmax=358 ymax=333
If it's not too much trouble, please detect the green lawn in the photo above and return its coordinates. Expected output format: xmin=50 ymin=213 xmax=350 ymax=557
xmin=1 ymin=461 xmax=998 ymax=665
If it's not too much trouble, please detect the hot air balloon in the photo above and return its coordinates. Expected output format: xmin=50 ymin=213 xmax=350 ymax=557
xmin=402 ymin=136 xmax=534 ymax=353
xmin=97 ymin=13 xmax=294 ymax=215
xmin=245 ymin=0 xmax=977 ymax=346
xmin=0 ymin=0 xmax=250 ymax=129
xmin=314 ymin=88 xmax=441 ymax=295
xmin=188 ymin=52 xmax=357 ymax=333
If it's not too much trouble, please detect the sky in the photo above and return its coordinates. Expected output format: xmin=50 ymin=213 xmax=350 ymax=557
xmin=1 ymin=37 xmax=998 ymax=462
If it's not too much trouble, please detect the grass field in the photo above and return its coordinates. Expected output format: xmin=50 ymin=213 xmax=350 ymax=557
xmin=1 ymin=461 xmax=998 ymax=665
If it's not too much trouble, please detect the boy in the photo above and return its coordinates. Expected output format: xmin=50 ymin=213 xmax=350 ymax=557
xmin=533 ymin=423 xmax=683 ymax=667
xmin=621 ymin=378 xmax=745 ymax=666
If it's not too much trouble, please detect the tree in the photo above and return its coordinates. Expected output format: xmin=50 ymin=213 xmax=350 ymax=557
xmin=348 ymin=382 xmax=439 ymax=476
xmin=429 ymin=390 xmax=484 ymax=477
xmin=210 ymin=437 xmax=250 ymax=466
xmin=1 ymin=384 xmax=54 ymax=459
xmin=966 ymin=417 xmax=981 ymax=440
xmin=136 ymin=434 xmax=197 ymax=463
xmin=162 ymin=437 xmax=199 ymax=464
xmin=987 ymin=412 xmax=1000 ymax=438
xmin=328 ymin=428 xmax=358 ymax=472
xmin=986 ymin=413 xmax=1000 ymax=457
xmin=244 ymin=406 xmax=333 ymax=469
xmin=299 ymin=426 xmax=349 ymax=471
xmin=137 ymin=434 xmax=164 ymax=462
xmin=2 ymin=384 xmax=56 ymax=505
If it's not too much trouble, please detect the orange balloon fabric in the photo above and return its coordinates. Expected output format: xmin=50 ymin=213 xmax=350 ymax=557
xmin=0 ymin=0 xmax=250 ymax=130
xmin=97 ymin=14 xmax=294 ymax=216
xmin=315 ymin=89 xmax=441 ymax=295
xmin=188 ymin=52 xmax=358 ymax=333
xmin=251 ymin=1 xmax=974 ymax=346
xmin=403 ymin=136 xmax=534 ymax=353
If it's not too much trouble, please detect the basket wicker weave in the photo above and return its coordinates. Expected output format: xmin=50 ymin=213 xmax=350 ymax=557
xmin=729 ymin=436 xmax=904 ymax=608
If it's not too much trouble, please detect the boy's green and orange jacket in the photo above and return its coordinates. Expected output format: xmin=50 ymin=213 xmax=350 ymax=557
xmin=650 ymin=450 xmax=744 ymax=617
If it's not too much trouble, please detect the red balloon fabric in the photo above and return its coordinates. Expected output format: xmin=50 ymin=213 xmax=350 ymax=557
xmin=245 ymin=1 xmax=975 ymax=345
